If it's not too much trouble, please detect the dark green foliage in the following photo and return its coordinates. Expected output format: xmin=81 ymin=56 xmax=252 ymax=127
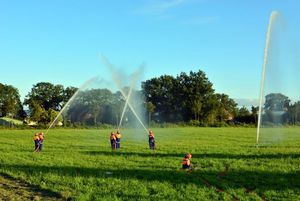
xmin=5 ymin=71 xmax=300 ymax=127
xmin=24 ymin=82 xmax=77 ymax=125
xmin=24 ymin=82 xmax=65 ymax=111
xmin=142 ymin=70 xmax=238 ymax=125
xmin=235 ymin=106 xmax=256 ymax=124
xmin=265 ymin=93 xmax=290 ymax=112
xmin=261 ymin=93 xmax=300 ymax=125
xmin=142 ymin=75 xmax=179 ymax=122
xmin=288 ymin=101 xmax=300 ymax=125
xmin=263 ymin=93 xmax=290 ymax=124
xmin=66 ymin=88 xmax=115 ymax=125
xmin=0 ymin=83 xmax=25 ymax=119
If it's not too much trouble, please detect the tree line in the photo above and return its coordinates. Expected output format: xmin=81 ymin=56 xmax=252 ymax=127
xmin=2 ymin=69 xmax=298 ymax=127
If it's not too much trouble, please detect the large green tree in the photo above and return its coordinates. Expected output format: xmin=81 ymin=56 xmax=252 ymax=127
xmin=24 ymin=82 xmax=77 ymax=125
xmin=177 ymin=71 xmax=215 ymax=122
xmin=215 ymin=93 xmax=238 ymax=122
xmin=264 ymin=93 xmax=290 ymax=124
xmin=287 ymin=101 xmax=300 ymax=125
xmin=0 ymin=83 xmax=25 ymax=119
xmin=66 ymin=89 xmax=115 ymax=126
xmin=62 ymin=86 xmax=78 ymax=107
xmin=24 ymin=82 xmax=65 ymax=111
xmin=142 ymin=70 xmax=238 ymax=124
xmin=142 ymin=75 xmax=179 ymax=122
xmin=28 ymin=100 xmax=48 ymax=123
xmin=264 ymin=93 xmax=290 ymax=112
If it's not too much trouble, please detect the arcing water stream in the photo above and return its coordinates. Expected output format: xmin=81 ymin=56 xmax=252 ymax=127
xmin=256 ymin=11 xmax=280 ymax=145
xmin=100 ymin=54 xmax=149 ymax=134
xmin=45 ymin=77 xmax=99 ymax=135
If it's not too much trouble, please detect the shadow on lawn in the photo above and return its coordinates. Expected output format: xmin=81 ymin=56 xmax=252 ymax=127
xmin=0 ymin=172 xmax=63 ymax=200
xmin=84 ymin=150 xmax=300 ymax=159
xmin=0 ymin=163 xmax=299 ymax=192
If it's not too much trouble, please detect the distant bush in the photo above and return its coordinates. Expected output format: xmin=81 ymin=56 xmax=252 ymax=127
xmin=187 ymin=120 xmax=200 ymax=127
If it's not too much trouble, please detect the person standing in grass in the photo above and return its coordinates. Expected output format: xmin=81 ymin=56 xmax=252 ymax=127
xmin=38 ymin=132 xmax=45 ymax=151
xmin=181 ymin=153 xmax=193 ymax=171
xmin=148 ymin=130 xmax=155 ymax=150
xmin=110 ymin=131 xmax=116 ymax=150
xmin=33 ymin=133 xmax=40 ymax=151
xmin=115 ymin=129 xmax=122 ymax=149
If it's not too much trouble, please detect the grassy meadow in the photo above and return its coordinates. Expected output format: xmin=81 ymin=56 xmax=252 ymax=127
xmin=0 ymin=127 xmax=299 ymax=200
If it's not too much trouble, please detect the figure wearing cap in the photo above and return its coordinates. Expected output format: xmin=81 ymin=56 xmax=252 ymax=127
xmin=38 ymin=132 xmax=45 ymax=151
xmin=182 ymin=153 xmax=193 ymax=171
xmin=148 ymin=130 xmax=155 ymax=150
xmin=33 ymin=133 xmax=40 ymax=151
xmin=115 ymin=129 xmax=122 ymax=149
xmin=110 ymin=131 xmax=116 ymax=150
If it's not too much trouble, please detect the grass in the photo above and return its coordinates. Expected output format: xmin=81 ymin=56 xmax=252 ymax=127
xmin=0 ymin=127 xmax=299 ymax=200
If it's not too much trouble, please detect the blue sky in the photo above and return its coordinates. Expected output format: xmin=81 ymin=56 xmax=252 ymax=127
xmin=0 ymin=0 xmax=299 ymax=107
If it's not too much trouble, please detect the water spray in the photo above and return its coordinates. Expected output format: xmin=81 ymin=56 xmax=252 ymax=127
xmin=100 ymin=54 xmax=149 ymax=134
xmin=118 ymin=69 xmax=143 ymax=128
xmin=257 ymin=11 xmax=280 ymax=146
xmin=119 ymin=88 xmax=148 ymax=133
xmin=45 ymin=77 xmax=99 ymax=135
xmin=118 ymin=83 xmax=133 ymax=128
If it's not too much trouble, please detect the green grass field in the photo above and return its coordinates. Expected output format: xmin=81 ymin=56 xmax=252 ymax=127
xmin=0 ymin=128 xmax=299 ymax=200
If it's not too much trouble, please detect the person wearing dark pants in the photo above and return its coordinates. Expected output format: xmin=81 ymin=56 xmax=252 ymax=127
xmin=110 ymin=132 xmax=116 ymax=150
xmin=115 ymin=130 xmax=122 ymax=149
xmin=33 ymin=133 xmax=40 ymax=152
xmin=149 ymin=138 xmax=155 ymax=150
xmin=182 ymin=153 xmax=193 ymax=172
xmin=38 ymin=132 xmax=44 ymax=151
xmin=148 ymin=130 xmax=155 ymax=150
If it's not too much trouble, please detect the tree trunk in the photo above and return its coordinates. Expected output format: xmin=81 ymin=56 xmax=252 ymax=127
xmin=94 ymin=115 xmax=97 ymax=126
